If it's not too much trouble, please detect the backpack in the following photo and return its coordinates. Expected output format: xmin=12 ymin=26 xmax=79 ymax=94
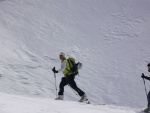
xmin=67 ymin=57 xmax=82 ymax=74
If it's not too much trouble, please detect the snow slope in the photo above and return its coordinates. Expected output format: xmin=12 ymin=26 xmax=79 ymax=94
xmin=0 ymin=92 xmax=137 ymax=113
xmin=0 ymin=0 xmax=149 ymax=109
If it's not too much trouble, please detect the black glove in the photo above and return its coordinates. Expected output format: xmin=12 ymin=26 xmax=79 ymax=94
xmin=141 ymin=73 xmax=145 ymax=78
xmin=52 ymin=67 xmax=58 ymax=73
xmin=54 ymin=70 xmax=58 ymax=73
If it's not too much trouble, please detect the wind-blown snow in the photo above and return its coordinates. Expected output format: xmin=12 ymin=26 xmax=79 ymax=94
xmin=0 ymin=0 xmax=149 ymax=110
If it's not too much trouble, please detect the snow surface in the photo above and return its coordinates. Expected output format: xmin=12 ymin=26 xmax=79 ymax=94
xmin=0 ymin=92 xmax=138 ymax=113
xmin=0 ymin=0 xmax=149 ymax=111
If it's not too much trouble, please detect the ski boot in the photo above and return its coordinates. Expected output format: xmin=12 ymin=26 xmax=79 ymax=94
xmin=55 ymin=95 xmax=64 ymax=100
xmin=143 ymin=107 xmax=150 ymax=113
xmin=79 ymin=94 xmax=88 ymax=102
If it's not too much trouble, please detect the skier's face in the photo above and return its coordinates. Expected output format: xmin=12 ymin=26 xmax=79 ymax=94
xmin=148 ymin=66 xmax=150 ymax=72
xmin=59 ymin=55 xmax=64 ymax=60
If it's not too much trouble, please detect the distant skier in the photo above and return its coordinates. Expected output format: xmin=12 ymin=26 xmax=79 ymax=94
xmin=52 ymin=52 xmax=88 ymax=102
xmin=141 ymin=63 xmax=150 ymax=112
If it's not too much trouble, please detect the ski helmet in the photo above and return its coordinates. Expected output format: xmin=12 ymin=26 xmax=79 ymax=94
xmin=59 ymin=52 xmax=65 ymax=57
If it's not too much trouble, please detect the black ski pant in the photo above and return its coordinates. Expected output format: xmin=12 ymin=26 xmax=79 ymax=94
xmin=58 ymin=74 xmax=85 ymax=97
xmin=148 ymin=92 xmax=150 ymax=107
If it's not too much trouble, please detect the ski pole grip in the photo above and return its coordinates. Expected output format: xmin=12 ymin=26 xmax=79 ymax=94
xmin=52 ymin=67 xmax=56 ymax=78
xmin=52 ymin=67 xmax=55 ymax=73
xmin=52 ymin=67 xmax=55 ymax=71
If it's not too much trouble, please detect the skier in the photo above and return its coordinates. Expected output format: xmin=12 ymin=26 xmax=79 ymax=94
xmin=52 ymin=52 xmax=88 ymax=102
xmin=141 ymin=63 xmax=150 ymax=112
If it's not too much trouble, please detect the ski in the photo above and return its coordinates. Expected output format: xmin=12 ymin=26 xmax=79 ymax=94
xmin=79 ymin=100 xmax=105 ymax=106
xmin=79 ymin=100 xmax=91 ymax=104
xmin=54 ymin=99 xmax=105 ymax=106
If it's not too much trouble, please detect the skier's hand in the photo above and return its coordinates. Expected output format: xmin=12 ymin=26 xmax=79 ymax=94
xmin=52 ymin=67 xmax=58 ymax=73
xmin=141 ymin=73 xmax=145 ymax=78
xmin=54 ymin=70 xmax=58 ymax=73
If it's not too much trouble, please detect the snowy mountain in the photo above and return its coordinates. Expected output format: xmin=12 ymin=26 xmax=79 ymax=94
xmin=0 ymin=0 xmax=150 ymax=110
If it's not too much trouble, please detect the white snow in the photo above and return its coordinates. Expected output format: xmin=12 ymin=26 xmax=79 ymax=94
xmin=0 ymin=0 xmax=149 ymax=112
xmin=0 ymin=92 xmax=137 ymax=113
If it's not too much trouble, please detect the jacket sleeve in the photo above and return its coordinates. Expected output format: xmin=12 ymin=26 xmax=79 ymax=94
xmin=58 ymin=61 xmax=66 ymax=73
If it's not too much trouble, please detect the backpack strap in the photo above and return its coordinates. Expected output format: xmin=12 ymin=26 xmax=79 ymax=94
xmin=67 ymin=59 xmax=72 ymax=71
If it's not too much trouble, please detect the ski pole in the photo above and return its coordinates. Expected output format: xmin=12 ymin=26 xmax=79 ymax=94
xmin=53 ymin=67 xmax=57 ymax=98
xmin=54 ymin=72 xmax=57 ymax=98
xmin=143 ymin=78 xmax=148 ymax=102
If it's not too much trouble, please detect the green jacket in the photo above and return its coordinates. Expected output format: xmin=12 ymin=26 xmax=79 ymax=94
xmin=62 ymin=59 xmax=77 ymax=76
